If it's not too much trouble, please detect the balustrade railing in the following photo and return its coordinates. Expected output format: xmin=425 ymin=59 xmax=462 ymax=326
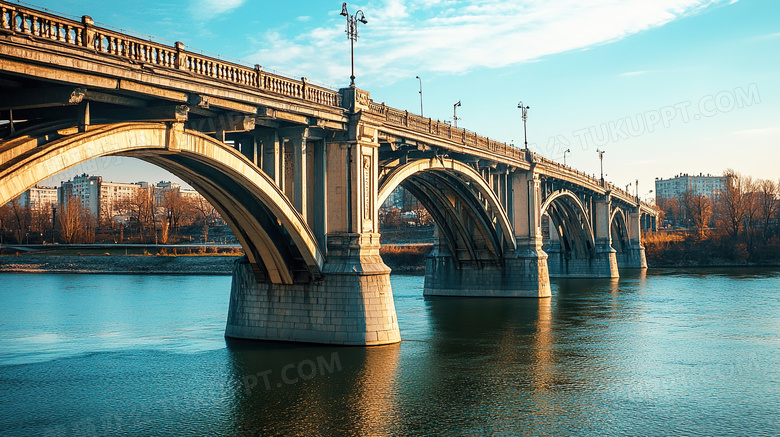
xmin=0 ymin=2 xmax=339 ymax=107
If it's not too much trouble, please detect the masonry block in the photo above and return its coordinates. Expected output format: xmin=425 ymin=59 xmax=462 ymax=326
xmin=423 ymin=250 xmax=551 ymax=297
xmin=226 ymin=256 xmax=401 ymax=346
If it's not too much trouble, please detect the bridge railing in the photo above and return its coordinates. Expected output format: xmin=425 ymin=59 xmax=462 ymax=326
xmin=364 ymin=101 xmax=526 ymax=160
xmin=0 ymin=2 xmax=340 ymax=107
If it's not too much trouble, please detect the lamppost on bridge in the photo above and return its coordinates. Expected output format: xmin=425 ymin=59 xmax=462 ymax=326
xmin=635 ymin=179 xmax=639 ymax=200
xmin=340 ymin=3 xmax=368 ymax=87
xmin=416 ymin=76 xmax=424 ymax=117
xmin=563 ymin=148 xmax=571 ymax=166
xmin=518 ymin=101 xmax=529 ymax=150
xmin=596 ymin=148 xmax=605 ymax=183
xmin=626 ymin=182 xmax=632 ymax=193
xmin=453 ymin=100 xmax=461 ymax=128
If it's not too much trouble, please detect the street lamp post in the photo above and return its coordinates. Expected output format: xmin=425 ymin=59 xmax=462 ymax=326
xmin=340 ymin=3 xmax=367 ymax=87
xmin=453 ymin=100 xmax=461 ymax=128
xmin=518 ymin=101 xmax=529 ymax=150
xmin=563 ymin=148 xmax=571 ymax=166
xmin=596 ymin=149 xmax=605 ymax=182
xmin=415 ymin=76 xmax=424 ymax=117
xmin=635 ymin=179 xmax=639 ymax=200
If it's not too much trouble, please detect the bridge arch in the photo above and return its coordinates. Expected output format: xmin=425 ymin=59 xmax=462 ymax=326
xmin=540 ymin=190 xmax=595 ymax=259
xmin=0 ymin=122 xmax=324 ymax=284
xmin=377 ymin=158 xmax=515 ymax=264
xmin=610 ymin=207 xmax=630 ymax=253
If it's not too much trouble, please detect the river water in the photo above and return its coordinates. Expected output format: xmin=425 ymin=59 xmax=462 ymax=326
xmin=0 ymin=269 xmax=778 ymax=436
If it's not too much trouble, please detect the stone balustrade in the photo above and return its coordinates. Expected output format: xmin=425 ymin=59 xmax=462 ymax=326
xmin=0 ymin=2 xmax=339 ymax=107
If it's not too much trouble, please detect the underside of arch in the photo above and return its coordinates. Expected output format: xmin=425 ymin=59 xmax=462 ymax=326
xmin=0 ymin=122 xmax=323 ymax=284
xmin=610 ymin=208 xmax=629 ymax=253
xmin=541 ymin=190 xmax=595 ymax=259
xmin=378 ymin=158 xmax=515 ymax=264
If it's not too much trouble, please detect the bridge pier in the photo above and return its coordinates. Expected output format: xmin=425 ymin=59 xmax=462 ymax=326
xmin=423 ymin=243 xmax=550 ymax=297
xmin=616 ymin=208 xmax=647 ymax=269
xmin=546 ymin=250 xmax=620 ymax=278
xmin=423 ymin=168 xmax=551 ymax=297
xmin=226 ymin=234 xmax=401 ymax=346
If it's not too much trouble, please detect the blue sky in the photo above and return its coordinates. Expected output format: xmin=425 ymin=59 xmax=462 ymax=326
xmin=32 ymin=0 xmax=780 ymax=199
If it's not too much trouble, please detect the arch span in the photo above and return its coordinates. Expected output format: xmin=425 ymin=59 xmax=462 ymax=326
xmin=540 ymin=190 xmax=595 ymax=258
xmin=610 ymin=207 xmax=630 ymax=253
xmin=378 ymin=158 xmax=516 ymax=256
xmin=0 ymin=122 xmax=323 ymax=284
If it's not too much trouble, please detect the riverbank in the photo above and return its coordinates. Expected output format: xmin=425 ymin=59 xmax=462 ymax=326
xmin=643 ymin=234 xmax=780 ymax=268
xmin=0 ymin=243 xmax=435 ymax=275
xmin=0 ymin=254 xmax=239 ymax=275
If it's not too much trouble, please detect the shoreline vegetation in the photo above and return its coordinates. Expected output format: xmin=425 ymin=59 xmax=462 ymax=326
xmin=643 ymin=231 xmax=780 ymax=268
xmin=1 ymin=240 xmax=779 ymax=275
xmin=0 ymin=244 xmax=436 ymax=275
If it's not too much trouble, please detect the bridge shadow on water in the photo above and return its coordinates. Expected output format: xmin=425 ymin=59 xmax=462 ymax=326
xmin=219 ymin=271 xmax=651 ymax=435
xmin=223 ymin=337 xmax=401 ymax=436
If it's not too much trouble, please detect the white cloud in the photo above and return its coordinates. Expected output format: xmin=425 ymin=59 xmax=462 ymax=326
xmin=246 ymin=0 xmax=735 ymax=86
xmin=190 ymin=0 xmax=244 ymax=18
xmin=731 ymin=127 xmax=780 ymax=136
xmin=620 ymin=71 xmax=650 ymax=77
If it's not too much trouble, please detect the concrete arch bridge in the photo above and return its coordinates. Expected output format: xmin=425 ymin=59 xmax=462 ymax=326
xmin=0 ymin=2 xmax=657 ymax=345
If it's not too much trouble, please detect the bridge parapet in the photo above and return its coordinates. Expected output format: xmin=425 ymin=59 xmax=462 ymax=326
xmin=0 ymin=1 xmax=340 ymax=107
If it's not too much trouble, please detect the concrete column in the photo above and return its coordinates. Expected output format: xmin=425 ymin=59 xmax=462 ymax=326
xmin=259 ymin=131 xmax=281 ymax=186
xmin=620 ymin=208 xmax=647 ymax=269
xmin=282 ymin=140 xmax=294 ymax=202
xmin=282 ymin=128 xmax=308 ymax=220
xmin=544 ymin=218 xmax=566 ymax=276
xmin=312 ymin=139 xmax=326 ymax=253
xmin=592 ymin=195 xmax=620 ymax=277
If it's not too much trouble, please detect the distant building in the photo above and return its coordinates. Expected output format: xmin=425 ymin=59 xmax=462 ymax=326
xmin=101 ymin=180 xmax=142 ymax=219
xmin=56 ymin=174 xmax=207 ymax=222
xmin=18 ymin=185 xmax=58 ymax=209
xmin=154 ymin=180 xmax=201 ymax=201
xmin=59 ymin=174 xmax=143 ymax=220
xmin=655 ymin=173 xmax=727 ymax=201
xmin=58 ymin=174 xmax=102 ymax=217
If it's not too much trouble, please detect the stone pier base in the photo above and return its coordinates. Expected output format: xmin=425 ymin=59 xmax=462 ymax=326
xmin=225 ymin=257 xmax=401 ymax=346
xmin=546 ymin=248 xmax=620 ymax=278
xmin=423 ymin=251 xmax=551 ymax=297
xmin=616 ymin=246 xmax=648 ymax=269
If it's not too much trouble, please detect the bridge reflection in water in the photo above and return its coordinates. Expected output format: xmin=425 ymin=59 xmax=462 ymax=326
xmin=0 ymin=1 xmax=657 ymax=345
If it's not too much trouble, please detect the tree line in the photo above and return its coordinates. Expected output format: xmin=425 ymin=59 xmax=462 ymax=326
xmin=652 ymin=169 xmax=779 ymax=263
xmin=0 ymin=188 xmax=223 ymax=245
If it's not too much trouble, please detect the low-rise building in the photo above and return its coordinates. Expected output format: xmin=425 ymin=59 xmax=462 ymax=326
xmin=18 ymin=185 xmax=58 ymax=209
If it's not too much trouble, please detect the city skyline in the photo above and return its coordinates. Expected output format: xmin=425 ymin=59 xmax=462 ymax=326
xmin=26 ymin=0 xmax=780 ymax=199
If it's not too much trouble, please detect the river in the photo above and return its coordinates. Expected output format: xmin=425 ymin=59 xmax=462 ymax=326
xmin=1 ymin=269 xmax=778 ymax=436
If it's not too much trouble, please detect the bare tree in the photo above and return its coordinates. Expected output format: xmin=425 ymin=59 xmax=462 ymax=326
xmin=756 ymin=179 xmax=778 ymax=240
xmin=30 ymin=204 xmax=53 ymax=242
xmin=410 ymin=201 xmax=432 ymax=226
xmin=58 ymin=195 xmax=86 ymax=244
xmin=8 ymin=199 xmax=32 ymax=243
xmin=717 ymin=169 xmax=747 ymax=239
xmin=658 ymin=196 xmax=683 ymax=227
xmin=161 ymin=189 xmax=187 ymax=238
xmin=682 ymin=190 xmax=712 ymax=238
xmin=189 ymin=195 xmax=216 ymax=243
xmin=117 ymin=188 xmax=155 ymax=242
xmin=741 ymin=176 xmax=760 ymax=251
xmin=0 ymin=203 xmax=12 ymax=243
